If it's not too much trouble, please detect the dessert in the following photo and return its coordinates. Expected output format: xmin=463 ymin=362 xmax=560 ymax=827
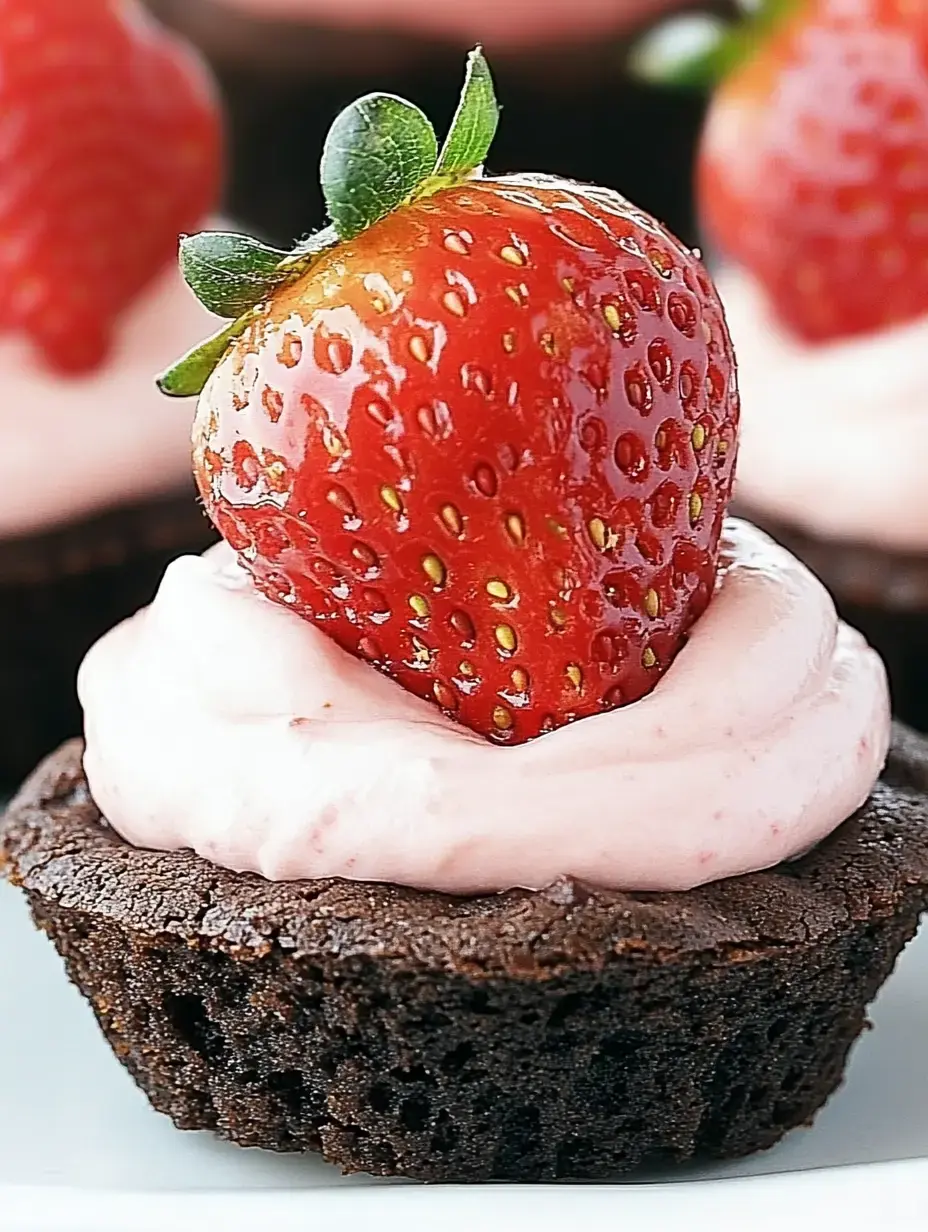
xmin=5 ymin=52 xmax=928 ymax=1182
xmin=0 ymin=0 xmax=224 ymax=783
xmin=145 ymin=0 xmax=706 ymax=249
xmin=697 ymin=0 xmax=928 ymax=726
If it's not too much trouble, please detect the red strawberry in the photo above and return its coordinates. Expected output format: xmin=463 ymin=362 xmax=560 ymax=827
xmin=698 ymin=0 xmax=928 ymax=343
xmin=0 ymin=0 xmax=221 ymax=373
xmin=170 ymin=53 xmax=738 ymax=744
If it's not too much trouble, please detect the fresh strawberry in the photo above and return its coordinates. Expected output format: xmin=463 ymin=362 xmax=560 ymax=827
xmin=166 ymin=51 xmax=739 ymax=744
xmin=698 ymin=0 xmax=928 ymax=343
xmin=0 ymin=0 xmax=221 ymax=373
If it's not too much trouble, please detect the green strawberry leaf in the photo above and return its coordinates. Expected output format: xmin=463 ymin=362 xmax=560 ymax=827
xmin=436 ymin=46 xmax=500 ymax=177
xmin=166 ymin=227 xmax=343 ymax=393
xmin=156 ymin=316 xmax=251 ymax=398
xmin=320 ymin=93 xmax=438 ymax=241
xmin=179 ymin=232 xmax=291 ymax=318
xmin=160 ymin=50 xmax=503 ymax=400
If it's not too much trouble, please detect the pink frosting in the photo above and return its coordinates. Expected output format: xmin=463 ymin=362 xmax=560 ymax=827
xmin=0 ymin=234 xmax=225 ymax=538
xmin=211 ymin=0 xmax=670 ymax=47
xmin=720 ymin=268 xmax=928 ymax=551
xmin=78 ymin=519 xmax=889 ymax=895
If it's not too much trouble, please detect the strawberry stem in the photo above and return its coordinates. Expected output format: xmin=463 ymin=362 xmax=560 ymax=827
xmin=321 ymin=45 xmax=499 ymax=239
xmin=159 ymin=48 xmax=499 ymax=398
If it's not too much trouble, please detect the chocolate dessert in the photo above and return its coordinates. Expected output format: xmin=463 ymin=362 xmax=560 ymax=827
xmin=3 ymin=730 xmax=928 ymax=1180
xmin=2 ymin=47 xmax=920 ymax=1188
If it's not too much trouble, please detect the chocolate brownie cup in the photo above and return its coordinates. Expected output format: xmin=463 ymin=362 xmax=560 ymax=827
xmin=0 ymin=494 xmax=215 ymax=788
xmin=4 ymin=730 xmax=928 ymax=1181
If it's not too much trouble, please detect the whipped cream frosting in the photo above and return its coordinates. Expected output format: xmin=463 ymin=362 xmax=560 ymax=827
xmin=0 ymin=234 xmax=225 ymax=538
xmin=720 ymin=268 xmax=928 ymax=551
xmin=79 ymin=518 xmax=889 ymax=895
xmin=213 ymin=0 xmax=670 ymax=47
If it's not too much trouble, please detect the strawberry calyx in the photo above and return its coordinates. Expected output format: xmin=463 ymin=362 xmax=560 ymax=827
xmin=158 ymin=47 xmax=499 ymax=398
xmin=629 ymin=0 xmax=796 ymax=90
xmin=157 ymin=226 xmax=338 ymax=396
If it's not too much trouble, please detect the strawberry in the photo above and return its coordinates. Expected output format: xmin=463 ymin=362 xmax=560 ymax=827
xmin=698 ymin=0 xmax=928 ymax=343
xmin=0 ymin=0 xmax=221 ymax=373
xmin=164 ymin=51 xmax=739 ymax=744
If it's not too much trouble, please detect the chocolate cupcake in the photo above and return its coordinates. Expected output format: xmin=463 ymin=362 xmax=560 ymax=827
xmin=694 ymin=5 xmax=928 ymax=728
xmin=3 ymin=56 xmax=922 ymax=1183
xmin=4 ymin=719 xmax=928 ymax=1180
xmin=0 ymin=2 xmax=225 ymax=783
xmin=2 ymin=505 xmax=912 ymax=1180
xmin=146 ymin=0 xmax=710 ymax=248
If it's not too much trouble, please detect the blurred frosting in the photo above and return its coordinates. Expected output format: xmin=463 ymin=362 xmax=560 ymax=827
xmin=209 ymin=0 xmax=670 ymax=47
xmin=721 ymin=267 xmax=928 ymax=551
xmin=0 ymin=231 xmax=224 ymax=538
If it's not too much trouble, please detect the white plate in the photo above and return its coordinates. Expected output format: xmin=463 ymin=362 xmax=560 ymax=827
xmin=3 ymin=879 xmax=928 ymax=1231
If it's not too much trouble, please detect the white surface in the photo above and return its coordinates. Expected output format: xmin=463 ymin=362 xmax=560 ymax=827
xmin=2 ymin=878 xmax=928 ymax=1229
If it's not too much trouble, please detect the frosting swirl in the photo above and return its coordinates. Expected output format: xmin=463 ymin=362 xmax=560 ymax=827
xmin=79 ymin=519 xmax=889 ymax=894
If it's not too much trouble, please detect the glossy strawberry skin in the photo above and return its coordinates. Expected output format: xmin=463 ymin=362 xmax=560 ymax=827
xmin=699 ymin=0 xmax=928 ymax=343
xmin=0 ymin=0 xmax=221 ymax=372
xmin=194 ymin=176 xmax=738 ymax=743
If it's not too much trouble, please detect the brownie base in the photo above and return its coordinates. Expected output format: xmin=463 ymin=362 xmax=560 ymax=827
xmin=739 ymin=511 xmax=928 ymax=733
xmin=5 ymin=732 xmax=928 ymax=1180
xmin=0 ymin=493 xmax=215 ymax=787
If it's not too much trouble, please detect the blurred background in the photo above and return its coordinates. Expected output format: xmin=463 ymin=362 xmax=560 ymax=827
xmin=0 ymin=0 xmax=725 ymax=786
xmin=145 ymin=0 xmax=719 ymax=249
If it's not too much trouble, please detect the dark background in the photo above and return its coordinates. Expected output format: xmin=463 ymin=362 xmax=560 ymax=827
xmin=147 ymin=0 xmax=710 ymax=250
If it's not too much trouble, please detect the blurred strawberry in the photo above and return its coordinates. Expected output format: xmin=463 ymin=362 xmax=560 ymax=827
xmin=167 ymin=51 xmax=739 ymax=744
xmin=699 ymin=0 xmax=928 ymax=343
xmin=0 ymin=0 xmax=221 ymax=372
